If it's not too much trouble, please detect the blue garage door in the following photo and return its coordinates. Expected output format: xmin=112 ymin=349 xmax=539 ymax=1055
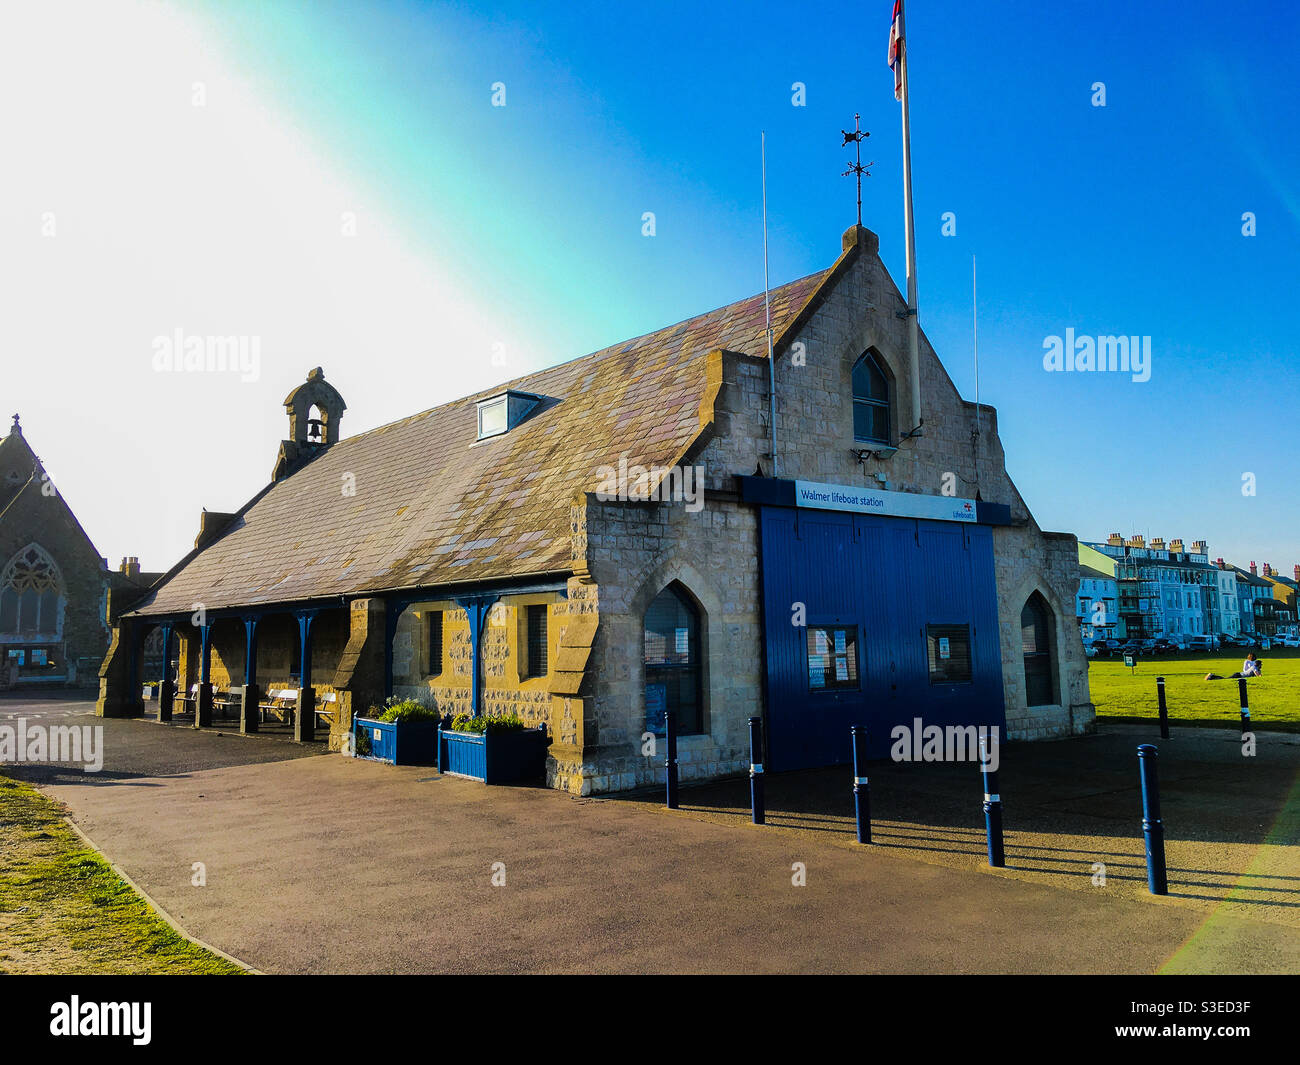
xmin=759 ymin=506 xmax=1005 ymax=770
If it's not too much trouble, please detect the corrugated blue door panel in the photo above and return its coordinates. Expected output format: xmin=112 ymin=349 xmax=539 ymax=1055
xmin=761 ymin=506 xmax=1006 ymax=771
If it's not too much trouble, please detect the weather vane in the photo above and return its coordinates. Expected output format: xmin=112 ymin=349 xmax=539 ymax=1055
xmin=841 ymin=113 xmax=872 ymax=227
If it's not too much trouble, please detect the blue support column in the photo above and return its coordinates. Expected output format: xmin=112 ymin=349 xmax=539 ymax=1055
xmin=295 ymin=611 xmax=317 ymax=742
xmin=194 ymin=623 xmax=214 ymax=727
xmin=240 ymin=616 xmax=260 ymax=734
xmin=453 ymin=596 xmax=498 ymax=717
xmin=158 ymin=624 xmax=175 ymax=722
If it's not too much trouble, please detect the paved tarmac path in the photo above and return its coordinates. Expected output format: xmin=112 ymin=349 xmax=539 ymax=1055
xmin=5 ymin=696 xmax=1297 ymax=974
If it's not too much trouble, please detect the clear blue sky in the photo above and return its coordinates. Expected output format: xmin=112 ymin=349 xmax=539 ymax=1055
xmin=6 ymin=0 xmax=1297 ymax=571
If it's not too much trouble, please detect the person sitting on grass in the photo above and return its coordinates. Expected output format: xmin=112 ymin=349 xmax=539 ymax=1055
xmin=1230 ymin=653 xmax=1262 ymax=680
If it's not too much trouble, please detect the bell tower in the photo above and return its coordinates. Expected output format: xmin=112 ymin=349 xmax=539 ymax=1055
xmin=273 ymin=367 xmax=347 ymax=481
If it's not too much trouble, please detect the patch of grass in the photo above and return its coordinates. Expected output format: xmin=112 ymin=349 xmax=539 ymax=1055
xmin=0 ymin=774 xmax=244 ymax=974
xmin=1088 ymin=649 xmax=1300 ymax=731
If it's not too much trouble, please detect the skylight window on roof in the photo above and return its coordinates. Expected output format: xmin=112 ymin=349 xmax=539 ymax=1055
xmin=475 ymin=390 xmax=540 ymax=441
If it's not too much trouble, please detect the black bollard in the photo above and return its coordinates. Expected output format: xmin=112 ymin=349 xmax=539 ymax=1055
xmin=1137 ymin=744 xmax=1168 ymax=895
xmin=665 ymin=710 xmax=679 ymax=809
xmin=748 ymin=716 xmax=765 ymax=825
xmin=1238 ymin=678 xmax=1251 ymax=736
xmin=1156 ymin=676 xmax=1169 ymax=739
xmin=980 ymin=731 xmax=1005 ymax=867
xmin=851 ymin=726 xmax=871 ymax=844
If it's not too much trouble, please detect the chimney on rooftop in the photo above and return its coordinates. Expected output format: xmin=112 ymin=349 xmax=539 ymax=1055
xmin=1216 ymin=557 xmax=1226 ymax=569
xmin=1169 ymin=538 xmax=1185 ymax=553
xmin=118 ymin=557 xmax=140 ymax=579
xmin=1263 ymin=562 xmax=1273 ymax=577
xmin=1107 ymin=533 xmax=1123 ymax=546
xmin=1126 ymin=534 xmax=1145 ymax=548
xmin=1250 ymin=561 xmax=1257 ymax=575
xmin=1150 ymin=537 xmax=1165 ymax=550
xmin=1191 ymin=540 xmax=1207 ymax=554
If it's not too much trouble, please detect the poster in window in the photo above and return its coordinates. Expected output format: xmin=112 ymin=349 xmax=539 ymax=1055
xmin=645 ymin=683 xmax=668 ymax=736
xmin=675 ymin=627 xmax=689 ymax=656
xmin=834 ymin=629 xmax=847 ymax=655
xmin=32 ymin=649 xmax=48 ymax=665
xmin=814 ymin=629 xmax=828 ymax=655
xmin=809 ymin=662 xmax=825 ymax=688
xmin=938 ymin=637 xmax=950 ymax=660
xmin=834 ymin=655 xmax=848 ymax=681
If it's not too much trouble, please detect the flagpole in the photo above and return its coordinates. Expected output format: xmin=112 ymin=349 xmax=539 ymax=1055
xmin=898 ymin=1 xmax=922 ymax=435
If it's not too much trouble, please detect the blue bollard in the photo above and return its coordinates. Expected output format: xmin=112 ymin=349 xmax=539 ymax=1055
xmin=749 ymin=716 xmax=765 ymax=825
xmin=980 ymin=732 xmax=1005 ymax=867
xmin=1137 ymin=744 xmax=1168 ymax=895
xmin=1238 ymin=678 xmax=1251 ymax=736
xmin=665 ymin=710 xmax=679 ymax=809
xmin=1156 ymin=676 xmax=1169 ymax=739
xmin=851 ymin=726 xmax=871 ymax=844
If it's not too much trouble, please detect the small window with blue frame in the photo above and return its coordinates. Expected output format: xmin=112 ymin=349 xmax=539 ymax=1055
xmin=927 ymin=624 xmax=973 ymax=684
xmin=806 ymin=625 xmax=859 ymax=691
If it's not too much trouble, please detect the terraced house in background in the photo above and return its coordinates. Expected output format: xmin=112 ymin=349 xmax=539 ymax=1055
xmin=96 ymin=223 xmax=1093 ymax=794
xmin=1079 ymin=534 xmax=1299 ymax=642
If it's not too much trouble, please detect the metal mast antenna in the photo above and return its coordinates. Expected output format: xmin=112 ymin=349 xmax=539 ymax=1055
xmin=841 ymin=114 xmax=872 ymax=227
xmin=763 ymin=131 xmax=777 ymax=477
xmin=972 ymin=254 xmax=980 ymax=494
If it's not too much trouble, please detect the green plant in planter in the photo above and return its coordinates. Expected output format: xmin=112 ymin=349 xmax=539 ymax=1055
xmin=450 ymin=712 xmax=526 ymax=734
xmin=376 ymin=699 xmax=440 ymax=725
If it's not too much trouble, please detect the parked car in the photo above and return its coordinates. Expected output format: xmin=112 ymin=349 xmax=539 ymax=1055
xmin=1152 ymin=638 xmax=1178 ymax=655
xmin=1271 ymin=633 xmax=1300 ymax=648
xmin=1119 ymin=640 xmax=1144 ymax=656
xmin=1186 ymin=635 xmax=1219 ymax=652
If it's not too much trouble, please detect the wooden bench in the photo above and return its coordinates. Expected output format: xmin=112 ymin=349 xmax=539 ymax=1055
xmin=259 ymin=688 xmax=299 ymax=725
xmin=213 ymin=685 xmax=244 ymax=717
xmin=314 ymin=691 xmax=338 ymax=730
xmin=177 ymin=683 xmax=200 ymax=713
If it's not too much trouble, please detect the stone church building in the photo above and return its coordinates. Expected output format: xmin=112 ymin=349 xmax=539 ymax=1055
xmin=99 ymin=223 xmax=1092 ymax=794
xmin=0 ymin=416 xmax=156 ymax=689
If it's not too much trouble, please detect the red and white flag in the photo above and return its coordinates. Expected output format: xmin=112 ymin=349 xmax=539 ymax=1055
xmin=887 ymin=0 xmax=903 ymax=101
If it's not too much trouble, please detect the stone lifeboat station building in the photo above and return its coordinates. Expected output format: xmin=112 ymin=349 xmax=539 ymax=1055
xmin=99 ymin=225 xmax=1092 ymax=794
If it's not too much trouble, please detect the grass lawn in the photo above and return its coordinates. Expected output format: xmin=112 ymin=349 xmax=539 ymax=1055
xmin=0 ymin=773 xmax=244 ymax=974
xmin=1088 ymin=648 xmax=1300 ymax=731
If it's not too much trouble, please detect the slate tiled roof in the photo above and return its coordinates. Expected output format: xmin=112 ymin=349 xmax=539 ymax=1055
xmin=130 ymin=271 xmax=829 ymax=615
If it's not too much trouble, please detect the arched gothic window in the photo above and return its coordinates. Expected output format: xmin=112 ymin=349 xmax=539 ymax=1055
xmin=0 ymin=545 xmax=63 ymax=636
xmin=644 ymin=583 xmax=702 ymax=736
xmin=1020 ymin=592 xmax=1056 ymax=707
xmin=852 ymin=352 xmax=891 ymax=444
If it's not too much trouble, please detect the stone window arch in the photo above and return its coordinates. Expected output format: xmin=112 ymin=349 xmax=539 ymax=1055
xmin=1020 ymin=591 xmax=1056 ymax=707
xmin=0 ymin=544 xmax=64 ymax=637
xmin=643 ymin=581 xmax=704 ymax=736
xmin=852 ymin=350 xmax=892 ymax=445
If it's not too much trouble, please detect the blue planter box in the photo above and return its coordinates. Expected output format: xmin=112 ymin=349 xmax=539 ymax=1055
xmin=440 ymin=726 xmax=548 ymax=784
xmin=354 ymin=717 xmax=440 ymax=766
